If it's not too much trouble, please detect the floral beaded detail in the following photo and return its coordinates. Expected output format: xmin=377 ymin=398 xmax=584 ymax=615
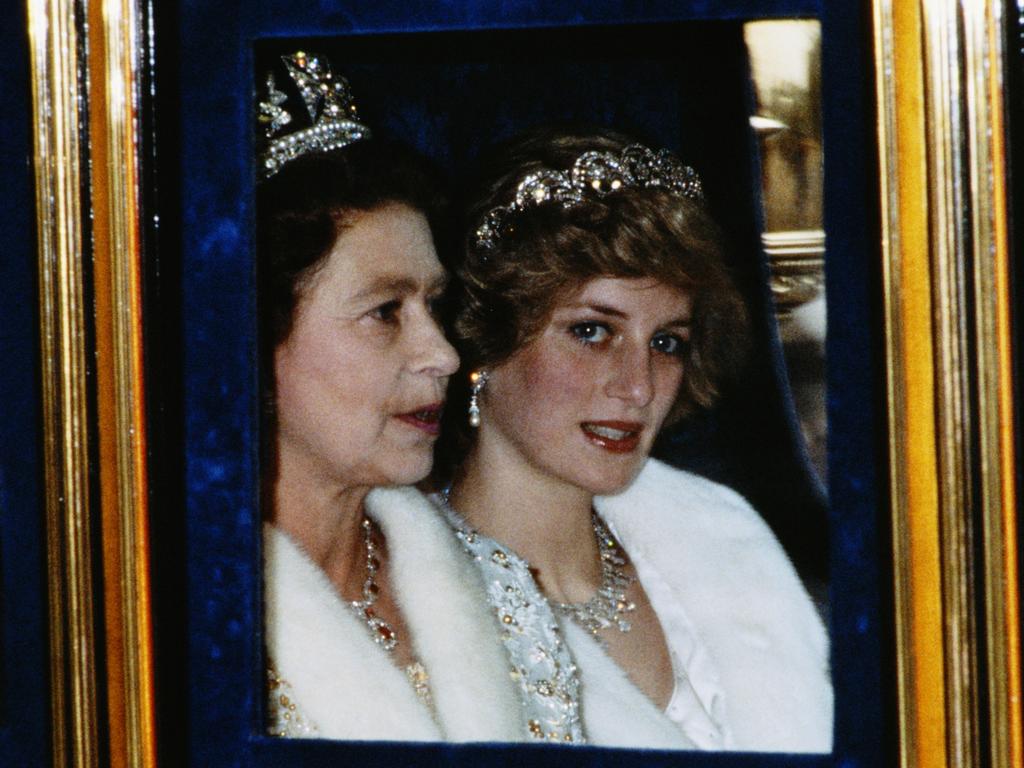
xmin=435 ymin=497 xmax=585 ymax=744
xmin=266 ymin=665 xmax=319 ymax=737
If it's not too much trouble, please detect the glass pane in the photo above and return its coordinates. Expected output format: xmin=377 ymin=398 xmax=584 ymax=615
xmin=745 ymin=20 xmax=827 ymax=489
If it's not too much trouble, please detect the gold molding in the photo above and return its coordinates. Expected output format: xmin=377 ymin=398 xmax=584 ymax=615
xmin=963 ymin=4 xmax=1023 ymax=767
xmin=27 ymin=1 xmax=100 ymax=766
xmin=873 ymin=2 xmax=946 ymax=764
xmin=874 ymin=1 xmax=1022 ymax=766
xmin=921 ymin=3 xmax=980 ymax=764
xmin=28 ymin=0 xmax=157 ymax=764
xmin=86 ymin=0 xmax=158 ymax=765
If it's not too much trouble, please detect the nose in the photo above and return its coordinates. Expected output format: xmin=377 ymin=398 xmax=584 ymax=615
xmin=604 ymin=344 xmax=655 ymax=408
xmin=411 ymin=313 xmax=460 ymax=378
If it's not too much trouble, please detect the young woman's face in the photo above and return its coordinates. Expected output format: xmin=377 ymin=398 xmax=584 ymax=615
xmin=480 ymin=276 xmax=692 ymax=496
xmin=273 ymin=203 xmax=459 ymax=490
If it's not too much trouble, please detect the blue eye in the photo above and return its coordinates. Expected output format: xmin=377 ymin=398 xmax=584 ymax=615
xmin=651 ymin=332 xmax=686 ymax=357
xmin=570 ymin=322 xmax=611 ymax=345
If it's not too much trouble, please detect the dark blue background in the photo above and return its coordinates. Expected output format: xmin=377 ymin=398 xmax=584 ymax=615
xmin=0 ymin=1 xmax=50 ymax=764
xmin=168 ymin=1 xmax=890 ymax=766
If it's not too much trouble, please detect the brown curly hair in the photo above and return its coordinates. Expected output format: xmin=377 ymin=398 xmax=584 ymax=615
xmin=436 ymin=127 xmax=749 ymax=479
xmin=461 ymin=128 xmax=747 ymax=407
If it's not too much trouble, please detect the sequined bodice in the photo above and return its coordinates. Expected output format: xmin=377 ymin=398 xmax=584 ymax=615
xmin=436 ymin=499 xmax=586 ymax=744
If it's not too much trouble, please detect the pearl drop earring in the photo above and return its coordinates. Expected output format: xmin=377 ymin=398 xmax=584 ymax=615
xmin=467 ymin=370 xmax=489 ymax=428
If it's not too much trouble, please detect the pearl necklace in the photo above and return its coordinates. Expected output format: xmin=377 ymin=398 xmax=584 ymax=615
xmin=552 ymin=513 xmax=637 ymax=636
xmin=349 ymin=517 xmax=397 ymax=652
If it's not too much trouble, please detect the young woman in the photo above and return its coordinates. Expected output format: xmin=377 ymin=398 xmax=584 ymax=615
xmin=257 ymin=52 xmax=524 ymax=741
xmin=434 ymin=128 xmax=833 ymax=750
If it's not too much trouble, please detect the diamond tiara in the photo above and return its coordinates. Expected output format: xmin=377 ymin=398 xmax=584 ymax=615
xmin=257 ymin=51 xmax=372 ymax=179
xmin=473 ymin=144 xmax=704 ymax=251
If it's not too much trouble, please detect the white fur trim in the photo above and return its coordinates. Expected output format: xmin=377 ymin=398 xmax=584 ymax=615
xmin=265 ymin=485 xmax=525 ymax=742
xmin=594 ymin=459 xmax=834 ymax=752
xmin=366 ymin=486 xmax=524 ymax=741
xmin=264 ymin=526 xmax=439 ymax=740
xmin=562 ymin=620 xmax=694 ymax=750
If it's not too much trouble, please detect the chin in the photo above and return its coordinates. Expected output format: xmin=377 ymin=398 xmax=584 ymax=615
xmin=574 ymin=463 xmax=645 ymax=497
xmin=381 ymin=454 xmax=434 ymax=487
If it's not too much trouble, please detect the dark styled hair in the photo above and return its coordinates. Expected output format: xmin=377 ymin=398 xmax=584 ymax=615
xmin=257 ymin=139 xmax=445 ymax=349
xmin=437 ymin=127 xmax=749 ymax=477
xmin=256 ymin=139 xmax=446 ymax=444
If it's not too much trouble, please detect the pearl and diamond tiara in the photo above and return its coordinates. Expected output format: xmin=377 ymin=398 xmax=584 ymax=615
xmin=257 ymin=51 xmax=371 ymax=179
xmin=473 ymin=143 xmax=704 ymax=251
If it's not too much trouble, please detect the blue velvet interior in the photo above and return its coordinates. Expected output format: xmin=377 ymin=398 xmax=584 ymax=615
xmin=176 ymin=1 xmax=890 ymax=765
xmin=818 ymin=3 xmax=894 ymax=760
xmin=0 ymin=1 xmax=50 ymax=763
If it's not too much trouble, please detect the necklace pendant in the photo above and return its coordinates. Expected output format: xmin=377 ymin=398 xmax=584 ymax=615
xmin=351 ymin=515 xmax=399 ymax=652
xmin=374 ymin=620 xmax=398 ymax=651
xmin=554 ymin=513 xmax=637 ymax=636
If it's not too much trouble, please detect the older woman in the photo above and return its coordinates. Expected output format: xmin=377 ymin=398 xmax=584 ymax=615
xmin=434 ymin=128 xmax=833 ymax=750
xmin=257 ymin=52 xmax=523 ymax=741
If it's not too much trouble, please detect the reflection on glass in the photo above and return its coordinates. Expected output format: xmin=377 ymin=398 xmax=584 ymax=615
xmin=744 ymin=20 xmax=827 ymax=489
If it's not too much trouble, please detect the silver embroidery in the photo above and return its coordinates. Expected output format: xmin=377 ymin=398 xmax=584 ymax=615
xmin=436 ymin=498 xmax=585 ymax=744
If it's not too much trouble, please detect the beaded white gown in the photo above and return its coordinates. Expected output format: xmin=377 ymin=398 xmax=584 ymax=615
xmin=435 ymin=458 xmax=833 ymax=752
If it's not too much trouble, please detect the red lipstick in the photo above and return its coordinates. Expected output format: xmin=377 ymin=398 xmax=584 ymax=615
xmin=396 ymin=403 xmax=443 ymax=436
xmin=580 ymin=420 xmax=643 ymax=453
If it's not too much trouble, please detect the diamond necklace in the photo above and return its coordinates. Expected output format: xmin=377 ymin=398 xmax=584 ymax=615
xmin=553 ymin=513 xmax=637 ymax=636
xmin=349 ymin=517 xmax=397 ymax=652
xmin=438 ymin=488 xmax=636 ymax=636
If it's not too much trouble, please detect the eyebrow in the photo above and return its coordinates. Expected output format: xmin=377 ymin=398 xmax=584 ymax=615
xmin=566 ymin=302 xmax=692 ymax=328
xmin=350 ymin=273 xmax=448 ymax=302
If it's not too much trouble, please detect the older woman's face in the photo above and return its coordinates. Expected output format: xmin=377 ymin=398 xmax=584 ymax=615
xmin=481 ymin=277 xmax=691 ymax=496
xmin=274 ymin=203 xmax=459 ymax=489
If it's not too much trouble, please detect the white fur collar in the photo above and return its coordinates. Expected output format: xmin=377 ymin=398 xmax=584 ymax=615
xmin=264 ymin=485 xmax=524 ymax=742
xmin=562 ymin=620 xmax=696 ymax=750
xmin=593 ymin=458 xmax=833 ymax=752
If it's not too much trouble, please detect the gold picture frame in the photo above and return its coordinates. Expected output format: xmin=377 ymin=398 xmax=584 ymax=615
xmin=25 ymin=0 xmax=1021 ymax=765
xmin=27 ymin=0 xmax=156 ymax=765
xmin=873 ymin=1 xmax=1021 ymax=766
